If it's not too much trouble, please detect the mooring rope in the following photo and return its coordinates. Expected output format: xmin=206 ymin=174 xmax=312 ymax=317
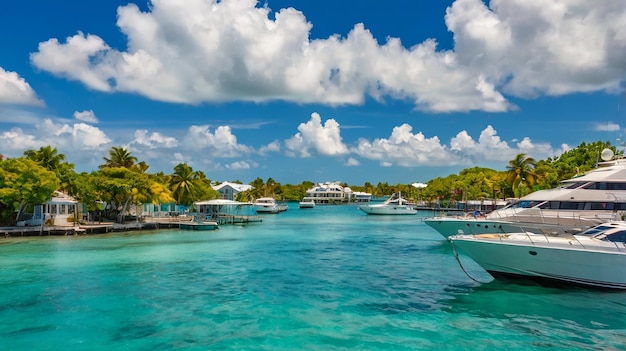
xmin=449 ymin=239 xmax=490 ymax=284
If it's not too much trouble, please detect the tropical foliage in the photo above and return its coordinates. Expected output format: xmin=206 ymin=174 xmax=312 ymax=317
xmin=0 ymin=158 xmax=59 ymax=223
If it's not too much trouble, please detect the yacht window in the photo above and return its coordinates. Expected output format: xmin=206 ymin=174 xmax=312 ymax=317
xmin=549 ymin=201 xmax=560 ymax=209
xmin=589 ymin=202 xmax=614 ymax=210
xmin=581 ymin=225 xmax=615 ymax=236
xmin=603 ymin=231 xmax=626 ymax=243
xmin=559 ymin=202 xmax=581 ymax=210
xmin=608 ymin=183 xmax=626 ymax=190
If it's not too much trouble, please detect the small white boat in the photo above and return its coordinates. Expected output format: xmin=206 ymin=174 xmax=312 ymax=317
xmin=358 ymin=192 xmax=417 ymax=215
xmin=254 ymin=197 xmax=280 ymax=213
xmin=299 ymin=198 xmax=316 ymax=209
xmin=448 ymin=222 xmax=626 ymax=289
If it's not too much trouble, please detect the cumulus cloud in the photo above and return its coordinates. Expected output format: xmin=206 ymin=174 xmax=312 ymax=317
xmin=28 ymin=0 xmax=626 ymax=113
xmin=259 ymin=140 xmax=281 ymax=155
xmin=0 ymin=67 xmax=44 ymax=106
xmin=0 ymin=127 xmax=41 ymax=150
xmin=446 ymin=0 xmax=626 ymax=97
xmin=345 ymin=157 xmax=360 ymax=166
xmin=0 ymin=118 xmax=111 ymax=170
xmin=132 ymin=129 xmax=178 ymax=149
xmin=352 ymin=123 xmax=567 ymax=167
xmin=73 ymin=110 xmax=99 ymax=123
xmin=353 ymin=123 xmax=455 ymax=166
xmin=182 ymin=125 xmax=253 ymax=157
xmin=285 ymin=112 xmax=349 ymax=157
xmin=39 ymin=118 xmax=111 ymax=150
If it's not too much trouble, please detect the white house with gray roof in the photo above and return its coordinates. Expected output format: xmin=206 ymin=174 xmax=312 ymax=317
xmin=212 ymin=181 xmax=253 ymax=200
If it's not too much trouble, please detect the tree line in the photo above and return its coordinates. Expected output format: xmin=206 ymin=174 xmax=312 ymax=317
xmin=0 ymin=140 xmax=618 ymax=224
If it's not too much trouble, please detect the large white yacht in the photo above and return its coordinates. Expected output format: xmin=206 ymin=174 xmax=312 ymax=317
xmin=425 ymin=149 xmax=626 ymax=237
xmin=448 ymin=222 xmax=626 ymax=290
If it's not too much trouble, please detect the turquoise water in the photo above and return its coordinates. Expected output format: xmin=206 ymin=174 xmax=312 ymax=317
xmin=1 ymin=205 xmax=625 ymax=350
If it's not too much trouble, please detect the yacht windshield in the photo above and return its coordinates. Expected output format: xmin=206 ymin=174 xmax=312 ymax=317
xmin=580 ymin=225 xmax=617 ymax=236
xmin=596 ymin=230 xmax=626 ymax=243
xmin=503 ymin=200 xmax=544 ymax=209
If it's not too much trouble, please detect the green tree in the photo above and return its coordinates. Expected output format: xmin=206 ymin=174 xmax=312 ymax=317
xmin=24 ymin=145 xmax=65 ymax=171
xmin=0 ymin=158 xmax=59 ymax=224
xmin=170 ymin=163 xmax=200 ymax=205
xmin=100 ymin=146 xmax=137 ymax=169
xmin=506 ymin=153 xmax=538 ymax=196
xmin=24 ymin=145 xmax=76 ymax=194
xmin=94 ymin=167 xmax=174 ymax=222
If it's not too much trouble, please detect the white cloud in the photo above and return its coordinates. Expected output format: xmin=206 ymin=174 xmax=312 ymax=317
xmin=39 ymin=118 xmax=111 ymax=150
xmin=73 ymin=110 xmax=99 ymax=123
xmin=594 ymin=122 xmax=620 ymax=132
xmin=446 ymin=0 xmax=626 ymax=97
xmin=258 ymin=140 xmax=281 ymax=155
xmin=285 ymin=112 xmax=349 ymax=157
xmin=29 ymin=0 xmax=626 ymax=113
xmin=353 ymin=123 xmax=455 ymax=166
xmin=0 ymin=118 xmax=112 ymax=171
xmin=352 ymin=124 xmax=566 ymax=167
xmin=132 ymin=129 xmax=178 ymax=149
xmin=0 ymin=127 xmax=41 ymax=150
xmin=345 ymin=157 xmax=360 ymax=166
xmin=182 ymin=125 xmax=253 ymax=157
xmin=226 ymin=160 xmax=258 ymax=170
xmin=0 ymin=67 xmax=44 ymax=106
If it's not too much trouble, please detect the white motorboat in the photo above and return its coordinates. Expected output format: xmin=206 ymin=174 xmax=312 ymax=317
xmin=358 ymin=192 xmax=417 ymax=215
xmin=254 ymin=197 xmax=280 ymax=213
xmin=448 ymin=222 xmax=626 ymax=289
xmin=299 ymin=198 xmax=315 ymax=209
xmin=424 ymin=148 xmax=626 ymax=237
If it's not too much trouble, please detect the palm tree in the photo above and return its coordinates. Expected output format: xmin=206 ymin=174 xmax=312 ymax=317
xmin=506 ymin=153 xmax=538 ymax=196
xmin=132 ymin=161 xmax=150 ymax=173
xmin=100 ymin=146 xmax=137 ymax=169
xmin=169 ymin=163 xmax=199 ymax=205
xmin=24 ymin=145 xmax=65 ymax=171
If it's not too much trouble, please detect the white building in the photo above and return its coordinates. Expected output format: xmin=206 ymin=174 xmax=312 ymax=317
xmin=213 ymin=181 xmax=254 ymax=201
xmin=19 ymin=191 xmax=79 ymax=227
xmin=302 ymin=182 xmax=369 ymax=204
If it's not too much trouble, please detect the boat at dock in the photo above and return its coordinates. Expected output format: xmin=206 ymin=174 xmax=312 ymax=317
xmin=358 ymin=192 xmax=417 ymax=215
xmin=448 ymin=221 xmax=626 ymax=289
xmin=254 ymin=197 xmax=280 ymax=213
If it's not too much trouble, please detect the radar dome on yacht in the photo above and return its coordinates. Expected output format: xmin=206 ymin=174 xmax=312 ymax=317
xmin=601 ymin=148 xmax=614 ymax=161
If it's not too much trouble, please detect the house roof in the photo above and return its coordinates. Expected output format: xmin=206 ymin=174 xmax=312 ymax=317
xmin=212 ymin=181 xmax=253 ymax=192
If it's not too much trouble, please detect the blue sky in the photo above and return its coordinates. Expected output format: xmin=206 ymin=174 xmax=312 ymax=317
xmin=1 ymin=0 xmax=625 ymax=185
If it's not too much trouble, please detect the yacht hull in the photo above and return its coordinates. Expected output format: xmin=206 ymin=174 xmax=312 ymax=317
xmin=450 ymin=236 xmax=626 ymax=289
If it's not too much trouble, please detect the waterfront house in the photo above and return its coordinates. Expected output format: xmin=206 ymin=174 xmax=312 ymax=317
xmin=18 ymin=191 xmax=80 ymax=227
xmin=213 ymin=181 xmax=254 ymax=200
xmin=302 ymin=182 xmax=370 ymax=204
